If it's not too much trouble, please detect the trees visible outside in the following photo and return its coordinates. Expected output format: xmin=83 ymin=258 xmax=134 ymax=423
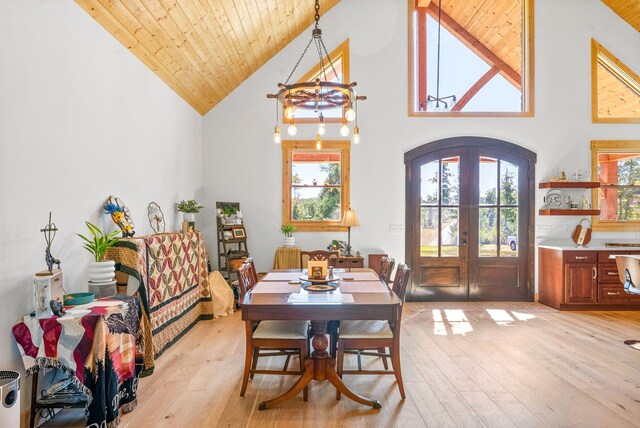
xmin=478 ymin=162 xmax=518 ymax=254
xmin=616 ymin=157 xmax=640 ymax=220
xmin=291 ymin=162 xmax=341 ymax=221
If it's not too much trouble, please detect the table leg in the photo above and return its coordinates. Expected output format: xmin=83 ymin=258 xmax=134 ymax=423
xmin=258 ymin=320 xmax=381 ymax=410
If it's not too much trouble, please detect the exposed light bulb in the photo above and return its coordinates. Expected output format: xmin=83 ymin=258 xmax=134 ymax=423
xmin=284 ymin=106 xmax=296 ymax=120
xmin=353 ymin=126 xmax=360 ymax=144
xmin=274 ymin=124 xmax=281 ymax=144
xmin=317 ymin=115 xmax=326 ymax=136
xmin=345 ymin=106 xmax=356 ymax=122
xmin=340 ymin=123 xmax=350 ymax=137
xmin=287 ymin=124 xmax=297 ymax=136
xmin=316 ymin=134 xmax=322 ymax=150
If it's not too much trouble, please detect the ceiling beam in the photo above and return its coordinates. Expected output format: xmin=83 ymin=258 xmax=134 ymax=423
xmin=452 ymin=66 xmax=500 ymax=112
xmin=426 ymin=2 xmax=521 ymax=89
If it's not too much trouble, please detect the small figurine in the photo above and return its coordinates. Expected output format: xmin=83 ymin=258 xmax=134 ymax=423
xmin=104 ymin=200 xmax=135 ymax=237
xmin=50 ymin=300 xmax=66 ymax=317
xmin=40 ymin=212 xmax=61 ymax=273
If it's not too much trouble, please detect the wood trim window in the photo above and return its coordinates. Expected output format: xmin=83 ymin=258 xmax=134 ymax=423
xmin=591 ymin=140 xmax=640 ymax=231
xmin=591 ymin=39 xmax=640 ymax=123
xmin=282 ymin=140 xmax=351 ymax=232
xmin=408 ymin=0 xmax=534 ymax=117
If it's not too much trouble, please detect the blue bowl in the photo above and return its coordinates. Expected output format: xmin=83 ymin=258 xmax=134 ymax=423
xmin=64 ymin=293 xmax=94 ymax=306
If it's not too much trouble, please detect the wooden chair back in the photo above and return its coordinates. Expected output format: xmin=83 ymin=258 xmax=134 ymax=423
xmin=378 ymin=256 xmax=395 ymax=284
xmin=245 ymin=257 xmax=259 ymax=284
xmin=391 ymin=263 xmax=411 ymax=313
xmin=236 ymin=261 xmax=256 ymax=305
xmin=300 ymin=250 xmax=339 ymax=269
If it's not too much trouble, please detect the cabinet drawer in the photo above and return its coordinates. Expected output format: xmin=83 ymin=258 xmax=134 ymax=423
xmin=598 ymin=251 xmax=635 ymax=263
xmin=598 ymin=264 xmax=623 ymax=284
xmin=599 ymin=285 xmax=628 ymax=303
xmin=563 ymin=251 xmax=596 ymax=263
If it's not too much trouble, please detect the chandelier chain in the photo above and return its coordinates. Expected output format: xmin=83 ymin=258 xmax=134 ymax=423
xmin=314 ymin=0 xmax=320 ymax=28
xmin=319 ymin=37 xmax=340 ymax=84
xmin=284 ymin=37 xmax=314 ymax=85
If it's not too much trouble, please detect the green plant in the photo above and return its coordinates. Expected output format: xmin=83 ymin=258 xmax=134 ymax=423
xmin=176 ymin=199 xmax=204 ymax=213
xmin=76 ymin=222 xmax=121 ymax=262
xmin=222 ymin=205 xmax=238 ymax=216
xmin=281 ymin=224 xmax=296 ymax=237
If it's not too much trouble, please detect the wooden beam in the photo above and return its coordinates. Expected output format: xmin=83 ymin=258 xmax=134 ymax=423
xmin=426 ymin=2 xmax=521 ymax=89
xmin=416 ymin=0 xmax=432 ymax=7
xmin=417 ymin=8 xmax=427 ymax=111
xmin=451 ymin=66 xmax=500 ymax=112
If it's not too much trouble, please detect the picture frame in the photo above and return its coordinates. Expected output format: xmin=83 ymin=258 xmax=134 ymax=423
xmin=307 ymin=260 xmax=328 ymax=278
xmin=232 ymin=226 xmax=246 ymax=239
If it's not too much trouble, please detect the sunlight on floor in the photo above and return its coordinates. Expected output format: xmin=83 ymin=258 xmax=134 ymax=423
xmin=431 ymin=307 xmax=537 ymax=335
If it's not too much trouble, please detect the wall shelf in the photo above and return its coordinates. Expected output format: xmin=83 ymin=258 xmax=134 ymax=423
xmin=539 ymin=209 xmax=600 ymax=216
xmin=539 ymin=182 xmax=600 ymax=189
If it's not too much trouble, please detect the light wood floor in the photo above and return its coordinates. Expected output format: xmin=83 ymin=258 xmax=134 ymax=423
xmin=42 ymin=302 xmax=640 ymax=427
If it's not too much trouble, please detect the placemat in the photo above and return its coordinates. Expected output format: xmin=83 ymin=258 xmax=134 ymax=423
xmin=287 ymin=293 xmax=355 ymax=304
xmin=339 ymin=271 xmax=381 ymax=281
xmin=260 ymin=272 xmax=302 ymax=281
xmin=338 ymin=281 xmax=390 ymax=293
xmin=252 ymin=282 xmax=301 ymax=294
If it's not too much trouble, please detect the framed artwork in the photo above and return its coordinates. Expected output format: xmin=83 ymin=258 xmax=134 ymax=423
xmin=232 ymin=226 xmax=246 ymax=239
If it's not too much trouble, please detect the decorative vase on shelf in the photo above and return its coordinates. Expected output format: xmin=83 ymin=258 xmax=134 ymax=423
xmin=283 ymin=237 xmax=295 ymax=247
xmin=183 ymin=212 xmax=195 ymax=222
xmin=88 ymin=260 xmax=115 ymax=283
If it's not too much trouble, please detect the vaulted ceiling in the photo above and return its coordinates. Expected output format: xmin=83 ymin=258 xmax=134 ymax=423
xmin=601 ymin=0 xmax=640 ymax=32
xmin=74 ymin=0 xmax=339 ymax=115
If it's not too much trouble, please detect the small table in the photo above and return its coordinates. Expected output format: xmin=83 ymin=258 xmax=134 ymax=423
xmin=242 ymin=270 xmax=400 ymax=410
xmin=12 ymin=295 xmax=146 ymax=427
xmin=273 ymin=246 xmax=302 ymax=269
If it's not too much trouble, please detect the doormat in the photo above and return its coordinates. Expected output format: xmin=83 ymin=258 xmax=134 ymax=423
xmin=624 ymin=340 xmax=640 ymax=350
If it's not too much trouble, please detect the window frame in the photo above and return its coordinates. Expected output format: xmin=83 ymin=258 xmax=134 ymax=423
xmin=407 ymin=0 xmax=535 ymax=117
xmin=282 ymin=140 xmax=351 ymax=232
xmin=591 ymin=140 xmax=640 ymax=231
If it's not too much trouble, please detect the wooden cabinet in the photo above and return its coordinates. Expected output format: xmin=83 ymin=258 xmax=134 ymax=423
xmin=336 ymin=256 xmax=364 ymax=269
xmin=538 ymin=247 xmax=640 ymax=309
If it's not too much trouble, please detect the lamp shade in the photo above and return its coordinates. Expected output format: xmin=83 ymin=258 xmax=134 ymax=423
xmin=341 ymin=210 xmax=360 ymax=227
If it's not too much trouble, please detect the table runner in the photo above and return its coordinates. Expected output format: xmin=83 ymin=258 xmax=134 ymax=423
xmin=252 ymin=282 xmax=302 ymax=293
xmin=338 ymin=281 xmax=390 ymax=293
xmin=12 ymin=295 xmax=144 ymax=428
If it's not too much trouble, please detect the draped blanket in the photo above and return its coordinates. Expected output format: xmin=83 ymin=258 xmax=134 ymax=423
xmin=106 ymin=231 xmax=214 ymax=365
xmin=12 ymin=295 xmax=144 ymax=428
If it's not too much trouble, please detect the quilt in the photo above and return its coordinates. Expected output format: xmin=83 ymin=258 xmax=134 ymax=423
xmin=12 ymin=295 xmax=144 ymax=428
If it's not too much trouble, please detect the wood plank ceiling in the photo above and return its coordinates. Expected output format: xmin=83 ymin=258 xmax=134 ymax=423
xmin=601 ymin=0 xmax=640 ymax=32
xmin=74 ymin=0 xmax=340 ymax=115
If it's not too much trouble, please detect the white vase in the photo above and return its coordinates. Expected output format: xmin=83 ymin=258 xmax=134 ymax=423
xmin=88 ymin=260 xmax=115 ymax=284
xmin=283 ymin=236 xmax=295 ymax=247
xmin=183 ymin=212 xmax=195 ymax=222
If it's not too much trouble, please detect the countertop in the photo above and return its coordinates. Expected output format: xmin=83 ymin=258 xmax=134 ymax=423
xmin=538 ymin=238 xmax=640 ymax=251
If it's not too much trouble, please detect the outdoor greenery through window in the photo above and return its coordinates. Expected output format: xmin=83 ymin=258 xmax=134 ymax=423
xmin=591 ymin=140 xmax=640 ymax=231
xmin=282 ymin=140 xmax=350 ymax=231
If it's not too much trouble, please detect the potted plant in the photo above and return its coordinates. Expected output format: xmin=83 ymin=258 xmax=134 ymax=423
xmin=281 ymin=224 xmax=296 ymax=247
xmin=76 ymin=221 xmax=121 ymax=284
xmin=176 ymin=199 xmax=204 ymax=222
xmin=216 ymin=204 xmax=241 ymax=225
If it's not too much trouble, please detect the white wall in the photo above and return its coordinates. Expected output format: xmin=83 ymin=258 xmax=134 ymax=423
xmin=202 ymin=0 xmax=640 ymax=273
xmin=0 ymin=0 xmax=203 ymax=406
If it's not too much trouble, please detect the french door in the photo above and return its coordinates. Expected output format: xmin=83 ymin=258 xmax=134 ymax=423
xmin=405 ymin=137 xmax=536 ymax=301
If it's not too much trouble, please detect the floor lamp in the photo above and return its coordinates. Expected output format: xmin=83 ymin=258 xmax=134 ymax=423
xmin=341 ymin=209 xmax=360 ymax=257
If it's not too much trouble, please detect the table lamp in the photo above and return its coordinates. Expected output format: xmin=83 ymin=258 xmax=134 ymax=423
xmin=341 ymin=209 xmax=360 ymax=257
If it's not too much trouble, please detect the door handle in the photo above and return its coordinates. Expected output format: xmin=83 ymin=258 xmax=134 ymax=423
xmin=461 ymin=240 xmax=467 ymax=246
xmin=593 ymin=267 xmax=597 ymax=279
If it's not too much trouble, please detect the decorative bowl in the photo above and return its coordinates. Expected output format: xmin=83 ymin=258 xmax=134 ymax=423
xmin=64 ymin=292 xmax=95 ymax=306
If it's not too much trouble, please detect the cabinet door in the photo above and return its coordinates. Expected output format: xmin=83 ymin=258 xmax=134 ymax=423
xmin=564 ymin=263 xmax=597 ymax=304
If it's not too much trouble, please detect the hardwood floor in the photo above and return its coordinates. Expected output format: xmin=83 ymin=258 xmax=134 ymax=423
xmin=41 ymin=302 xmax=640 ymax=427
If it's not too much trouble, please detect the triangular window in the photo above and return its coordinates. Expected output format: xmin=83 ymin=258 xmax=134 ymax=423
xmin=592 ymin=39 xmax=640 ymax=123
xmin=286 ymin=39 xmax=350 ymax=123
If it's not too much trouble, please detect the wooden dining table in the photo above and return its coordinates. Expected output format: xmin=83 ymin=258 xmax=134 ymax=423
xmin=241 ymin=268 xmax=401 ymax=410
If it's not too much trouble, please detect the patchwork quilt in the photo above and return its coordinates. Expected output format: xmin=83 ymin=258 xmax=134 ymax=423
xmin=106 ymin=231 xmax=214 ymax=363
xmin=13 ymin=296 xmax=144 ymax=428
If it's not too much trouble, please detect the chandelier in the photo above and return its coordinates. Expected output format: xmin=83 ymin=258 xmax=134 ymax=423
xmin=427 ymin=0 xmax=456 ymax=111
xmin=267 ymin=0 xmax=366 ymax=147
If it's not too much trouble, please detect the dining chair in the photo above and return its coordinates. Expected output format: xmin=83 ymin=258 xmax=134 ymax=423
xmin=300 ymin=250 xmax=339 ymax=270
xmin=378 ymin=256 xmax=395 ymax=285
xmin=237 ymin=262 xmax=310 ymax=399
xmin=335 ymin=263 xmax=411 ymax=399
xmin=244 ymin=257 xmax=259 ymax=284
